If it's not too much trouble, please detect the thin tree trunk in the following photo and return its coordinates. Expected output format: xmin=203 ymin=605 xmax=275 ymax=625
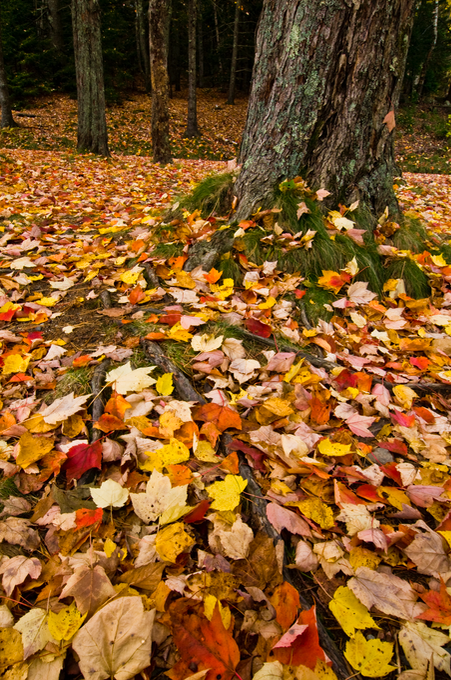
xmin=416 ymin=0 xmax=439 ymax=100
xmin=136 ymin=0 xmax=151 ymax=92
xmin=212 ymin=0 xmax=223 ymax=80
xmin=71 ymin=0 xmax=109 ymax=156
xmin=185 ymin=0 xmax=199 ymax=138
xmin=227 ymin=0 xmax=240 ymax=104
xmin=48 ymin=0 xmax=64 ymax=55
xmin=198 ymin=3 xmax=204 ymax=88
xmin=235 ymin=0 xmax=415 ymax=220
xmin=171 ymin=15 xmax=181 ymax=93
xmin=149 ymin=0 xmax=172 ymax=164
xmin=0 ymin=7 xmax=17 ymax=128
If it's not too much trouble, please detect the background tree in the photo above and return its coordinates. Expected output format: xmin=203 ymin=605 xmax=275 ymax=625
xmin=135 ymin=0 xmax=151 ymax=92
xmin=185 ymin=0 xmax=199 ymax=137
xmin=234 ymin=0 xmax=415 ymax=220
xmin=0 ymin=6 xmax=16 ymax=128
xmin=71 ymin=0 xmax=109 ymax=155
xmin=149 ymin=0 xmax=172 ymax=164
xmin=48 ymin=0 xmax=64 ymax=57
xmin=227 ymin=0 xmax=240 ymax=104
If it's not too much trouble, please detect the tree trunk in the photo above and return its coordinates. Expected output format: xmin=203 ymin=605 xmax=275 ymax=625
xmin=48 ymin=0 xmax=64 ymax=55
xmin=416 ymin=0 xmax=438 ymax=100
xmin=198 ymin=3 xmax=204 ymax=88
xmin=0 ymin=7 xmax=17 ymax=128
xmin=136 ymin=0 xmax=151 ymax=92
xmin=170 ymin=14 xmax=181 ymax=93
xmin=71 ymin=0 xmax=109 ymax=156
xmin=227 ymin=0 xmax=240 ymax=104
xmin=235 ymin=0 xmax=415 ymax=221
xmin=149 ymin=0 xmax=172 ymax=164
xmin=212 ymin=0 xmax=224 ymax=79
xmin=185 ymin=0 xmax=199 ymax=138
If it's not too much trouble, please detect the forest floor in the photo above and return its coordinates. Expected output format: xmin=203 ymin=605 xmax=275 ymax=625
xmin=2 ymin=93 xmax=451 ymax=680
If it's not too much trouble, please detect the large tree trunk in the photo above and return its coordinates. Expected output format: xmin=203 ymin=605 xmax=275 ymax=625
xmin=71 ymin=0 xmax=109 ymax=156
xmin=48 ymin=0 xmax=64 ymax=55
xmin=235 ymin=0 xmax=415 ymax=221
xmin=0 ymin=7 xmax=17 ymax=128
xmin=185 ymin=0 xmax=199 ymax=138
xmin=149 ymin=0 xmax=172 ymax=164
xmin=227 ymin=0 xmax=240 ymax=105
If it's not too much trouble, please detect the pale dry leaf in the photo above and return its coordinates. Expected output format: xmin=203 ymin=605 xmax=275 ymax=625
xmin=214 ymin=516 xmax=254 ymax=560
xmin=191 ymin=333 xmax=224 ymax=352
xmin=27 ymin=653 xmax=66 ymax=680
xmin=0 ymin=517 xmax=40 ymax=550
xmin=336 ymin=504 xmax=380 ymax=536
xmin=59 ymin=564 xmax=116 ymax=617
xmin=222 ymin=337 xmax=246 ymax=360
xmin=0 ymin=604 xmax=14 ymax=627
xmin=0 ymin=556 xmax=41 ymax=595
xmin=404 ymin=530 xmax=451 ymax=577
xmin=14 ymin=608 xmax=57 ymax=659
xmin=0 ymin=497 xmax=31 ymax=517
xmin=72 ymin=596 xmax=155 ymax=680
xmin=399 ymin=621 xmax=450 ymax=675
xmin=295 ymin=540 xmax=319 ymax=571
xmin=130 ymin=469 xmax=188 ymax=524
xmin=91 ymin=479 xmax=129 ymax=509
xmin=347 ymin=281 xmax=377 ymax=305
xmin=266 ymin=502 xmax=312 ymax=537
xmin=229 ymin=358 xmax=261 ymax=384
xmin=41 ymin=392 xmax=91 ymax=424
xmin=348 ymin=566 xmax=425 ymax=621
xmin=106 ymin=362 xmax=156 ymax=394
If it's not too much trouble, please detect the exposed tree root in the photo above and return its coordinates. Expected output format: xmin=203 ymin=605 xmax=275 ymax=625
xmin=91 ymin=359 xmax=110 ymax=442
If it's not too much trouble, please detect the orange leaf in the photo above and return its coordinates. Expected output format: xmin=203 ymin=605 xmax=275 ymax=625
xmin=204 ymin=268 xmax=222 ymax=284
xmin=105 ymin=392 xmax=132 ymax=420
xmin=310 ymin=395 xmax=330 ymax=426
xmin=144 ymin=332 xmax=167 ymax=340
xmin=94 ymin=413 xmax=129 ymax=433
xmin=270 ymin=582 xmax=300 ymax=631
xmin=271 ymin=606 xmax=329 ymax=669
xmin=219 ymin=452 xmax=240 ymax=475
xmin=128 ymin=285 xmax=145 ymax=305
xmin=167 ymin=598 xmax=240 ymax=680
xmin=174 ymin=420 xmax=199 ymax=449
xmin=167 ymin=464 xmax=194 ymax=487
xmin=0 ymin=411 xmax=16 ymax=434
xmin=195 ymin=403 xmax=242 ymax=433
xmin=75 ymin=508 xmax=103 ymax=529
xmin=417 ymin=579 xmax=451 ymax=625
xmin=73 ymin=355 xmax=92 ymax=368
xmin=200 ymin=422 xmax=222 ymax=447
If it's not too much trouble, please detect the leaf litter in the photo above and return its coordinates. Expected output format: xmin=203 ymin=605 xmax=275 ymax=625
xmin=2 ymin=147 xmax=451 ymax=680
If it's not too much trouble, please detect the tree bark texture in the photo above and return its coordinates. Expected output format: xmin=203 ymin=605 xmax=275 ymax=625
xmin=136 ymin=0 xmax=151 ymax=92
xmin=185 ymin=0 xmax=199 ymax=137
xmin=235 ymin=0 xmax=415 ymax=220
xmin=227 ymin=0 xmax=240 ymax=104
xmin=149 ymin=0 xmax=172 ymax=164
xmin=71 ymin=0 xmax=109 ymax=156
xmin=48 ymin=0 xmax=64 ymax=55
xmin=0 ymin=7 xmax=16 ymax=128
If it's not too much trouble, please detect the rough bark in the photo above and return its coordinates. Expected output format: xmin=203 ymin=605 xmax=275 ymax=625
xmin=136 ymin=0 xmax=151 ymax=92
xmin=71 ymin=0 xmax=109 ymax=156
xmin=149 ymin=0 xmax=172 ymax=164
xmin=185 ymin=0 xmax=199 ymax=138
xmin=227 ymin=0 xmax=240 ymax=105
xmin=235 ymin=0 xmax=415 ymax=220
xmin=48 ymin=0 xmax=64 ymax=55
xmin=0 ymin=7 xmax=17 ymax=128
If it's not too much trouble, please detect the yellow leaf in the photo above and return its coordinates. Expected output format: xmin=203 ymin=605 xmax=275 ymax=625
xmin=194 ymin=439 xmax=219 ymax=462
xmin=156 ymin=373 xmax=174 ymax=396
xmin=345 ymin=632 xmax=394 ymax=677
xmin=438 ymin=531 xmax=451 ymax=548
xmin=377 ymin=486 xmax=410 ymax=510
xmin=24 ymin=414 xmax=58 ymax=433
xmin=104 ymin=538 xmax=117 ymax=558
xmin=141 ymin=438 xmax=190 ymax=472
xmin=48 ymin=602 xmax=86 ymax=641
xmin=349 ymin=546 xmax=381 ymax=571
xmin=315 ymin=660 xmax=338 ymax=680
xmin=393 ymin=385 xmax=417 ymax=410
xmin=119 ymin=268 xmax=142 ymax=285
xmin=0 ymin=628 xmax=23 ymax=669
xmin=258 ymin=296 xmax=277 ymax=310
xmin=204 ymin=595 xmax=231 ymax=629
xmin=431 ymin=254 xmax=447 ymax=267
xmin=210 ymin=278 xmax=234 ymax=300
xmin=159 ymin=410 xmax=184 ymax=438
xmin=175 ymin=271 xmax=196 ymax=289
xmin=16 ymin=431 xmax=54 ymax=469
xmin=295 ymin=497 xmax=335 ymax=529
xmin=283 ymin=359 xmax=304 ymax=383
xmin=329 ymin=586 xmax=380 ymax=638
xmin=317 ymin=439 xmax=351 ymax=457
xmin=207 ymin=474 xmax=247 ymax=511
xmin=155 ymin=522 xmax=194 ymax=562
xmin=167 ymin=323 xmax=193 ymax=342
xmin=2 ymin=354 xmax=31 ymax=376
xmin=37 ymin=297 xmax=57 ymax=307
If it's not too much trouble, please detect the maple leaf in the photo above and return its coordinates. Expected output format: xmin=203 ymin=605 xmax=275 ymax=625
xmin=106 ymin=361 xmax=156 ymax=394
xmin=0 ymin=555 xmax=41 ymax=595
xmin=270 ymin=606 xmax=330 ymax=669
xmin=90 ymin=479 xmax=129 ymax=508
xmin=195 ymin=403 xmax=241 ymax=432
xmin=167 ymin=598 xmax=240 ymax=680
xmin=345 ymin=631 xmax=395 ymax=677
xmin=59 ymin=563 xmax=116 ymax=617
xmin=417 ymin=579 xmax=451 ymax=625
xmin=62 ymin=439 xmax=103 ymax=480
xmin=130 ymin=469 xmax=189 ymax=524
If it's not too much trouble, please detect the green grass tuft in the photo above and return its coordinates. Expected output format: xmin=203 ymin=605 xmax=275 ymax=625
xmin=384 ymin=258 xmax=431 ymax=299
xmin=180 ymin=172 xmax=235 ymax=217
xmin=302 ymin=286 xmax=335 ymax=325
xmin=393 ymin=218 xmax=429 ymax=253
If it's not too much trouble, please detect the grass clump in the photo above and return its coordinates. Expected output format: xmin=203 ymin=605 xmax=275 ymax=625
xmin=45 ymin=367 xmax=93 ymax=403
xmin=384 ymin=258 xmax=431 ymax=298
xmin=180 ymin=172 xmax=235 ymax=217
xmin=393 ymin=218 xmax=428 ymax=252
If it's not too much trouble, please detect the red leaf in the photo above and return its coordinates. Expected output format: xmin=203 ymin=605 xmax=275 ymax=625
xmin=72 ymin=355 xmax=92 ymax=368
xmin=183 ymin=500 xmax=211 ymax=524
xmin=93 ymin=413 xmax=129 ymax=433
xmin=391 ymin=410 xmax=415 ymax=427
xmin=270 ymin=582 xmax=300 ymax=631
xmin=62 ymin=440 xmax=102 ymax=481
xmin=417 ymin=579 xmax=451 ymax=625
xmin=271 ymin=606 xmax=330 ymax=668
xmin=160 ymin=313 xmax=182 ymax=326
xmin=75 ymin=508 xmax=103 ymax=529
xmin=379 ymin=439 xmax=408 ymax=456
xmin=195 ymin=403 xmax=242 ymax=433
xmin=245 ymin=318 xmax=272 ymax=338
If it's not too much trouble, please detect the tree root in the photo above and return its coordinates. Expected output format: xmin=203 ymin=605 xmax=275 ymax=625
xmin=91 ymin=359 xmax=110 ymax=442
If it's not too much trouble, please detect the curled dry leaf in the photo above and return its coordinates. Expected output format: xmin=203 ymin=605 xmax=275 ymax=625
xmin=0 ymin=556 xmax=42 ymax=596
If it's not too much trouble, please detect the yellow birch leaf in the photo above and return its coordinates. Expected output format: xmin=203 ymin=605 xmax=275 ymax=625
xmin=393 ymin=385 xmax=417 ymax=410
xmin=156 ymin=373 xmax=174 ymax=396
xmin=24 ymin=414 xmax=59 ymax=433
xmin=48 ymin=602 xmax=86 ymax=642
xmin=104 ymin=538 xmax=117 ymax=558
xmin=141 ymin=438 xmax=190 ymax=472
xmin=207 ymin=474 xmax=247 ymax=511
xmin=37 ymin=297 xmax=57 ymax=307
xmin=204 ymin=595 xmax=231 ymax=629
xmin=349 ymin=546 xmax=381 ymax=571
xmin=258 ymin=296 xmax=277 ymax=310
xmin=167 ymin=323 xmax=193 ymax=342
xmin=0 ymin=628 xmax=23 ymax=669
xmin=317 ymin=439 xmax=351 ymax=457
xmin=155 ymin=522 xmax=194 ymax=562
xmin=329 ymin=586 xmax=380 ymax=638
xmin=120 ymin=269 xmax=141 ymax=285
xmin=438 ymin=531 xmax=451 ymax=548
xmin=16 ymin=432 xmax=54 ymax=468
xmin=2 ymin=354 xmax=31 ymax=376
xmin=315 ymin=660 xmax=338 ymax=680
xmin=283 ymin=360 xmax=304 ymax=383
xmin=194 ymin=440 xmax=219 ymax=462
xmin=295 ymin=497 xmax=335 ymax=529
xmin=344 ymin=631 xmax=395 ymax=677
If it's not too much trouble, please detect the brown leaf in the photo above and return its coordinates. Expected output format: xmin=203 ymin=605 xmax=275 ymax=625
xmin=233 ymin=533 xmax=283 ymax=589
xmin=118 ymin=562 xmax=166 ymax=592
xmin=0 ymin=517 xmax=40 ymax=550
xmin=59 ymin=563 xmax=116 ymax=616
xmin=383 ymin=109 xmax=396 ymax=132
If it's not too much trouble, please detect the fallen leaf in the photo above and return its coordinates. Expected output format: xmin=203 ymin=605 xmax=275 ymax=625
xmin=207 ymin=474 xmax=247 ymax=511
xmin=130 ymin=469 xmax=189 ymax=524
xmin=59 ymin=563 xmax=116 ymax=617
xmin=106 ymin=361 xmax=156 ymax=394
xmin=399 ymin=620 xmax=450 ymax=675
xmin=344 ymin=631 xmax=395 ymax=677
xmin=90 ymin=479 xmax=129 ymax=508
xmin=155 ymin=522 xmax=195 ymax=562
xmin=0 ymin=556 xmax=41 ymax=595
xmin=328 ymin=586 xmax=380 ymax=638
xmin=14 ymin=608 xmax=56 ymax=659
xmin=41 ymin=392 xmax=91 ymax=424
xmin=48 ymin=602 xmax=86 ymax=641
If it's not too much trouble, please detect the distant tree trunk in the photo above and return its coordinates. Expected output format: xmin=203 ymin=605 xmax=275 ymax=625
xmin=198 ymin=3 xmax=204 ymax=88
xmin=0 ymin=8 xmax=17 ymax=128
xmin=235 ymin=0 xmax=415 ymax=221
xmin=48 ymin=0 xmax=64 ymax=55
xmin=149 ymin=0 xmax=172 ymax=164
xmin=212 ymin=0 xmax=223 ymax=81
xmin=170 ymin=15 xmax=181 ymax=93
xmin=71 ymin=0 xmax=109 ymax=156
xmin=227 ymin=0 xmax=240 ymax=104
xmin=185 ymin=0 xmax=199 ymax=138
xmin=136 ymin=0 xmax=151 ymax=92
xmin=416 ymin=0 xmax=439 ymax=100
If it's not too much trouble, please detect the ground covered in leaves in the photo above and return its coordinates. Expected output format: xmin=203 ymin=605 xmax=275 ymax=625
xmin=2 ymin=146 xmax=451 ymax=680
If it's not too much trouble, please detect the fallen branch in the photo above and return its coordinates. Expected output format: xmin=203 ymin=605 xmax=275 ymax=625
xmin=91 ymin=359 xmax=110 ymax=442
